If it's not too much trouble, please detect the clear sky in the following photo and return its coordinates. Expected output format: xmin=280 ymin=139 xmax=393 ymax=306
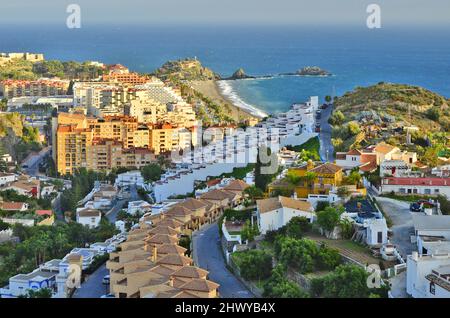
xmin=0 ymin=0 xmax=449 ymax=27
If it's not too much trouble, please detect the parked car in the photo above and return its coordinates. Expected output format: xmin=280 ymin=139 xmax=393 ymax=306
xmin=100 ymin=293 xmax=115 ymax=298
xmin=416 ymin=199 xmax=435 ymax=206
xmin=102 ymin=275 xmax=110 ymax=285
xmin=410 ymin=202 xmax=422 ymax=212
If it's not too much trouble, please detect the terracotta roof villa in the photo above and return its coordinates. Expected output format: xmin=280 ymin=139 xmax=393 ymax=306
xmin=310 ymin=162 xmax=342 ymax=175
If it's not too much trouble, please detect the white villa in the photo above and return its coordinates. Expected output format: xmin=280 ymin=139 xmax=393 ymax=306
xmin=256 ymin=196 xmax=315 ymax=234
xmin=76 ymin=208 xmax=102 ymax=229
xmin=115 ymin=170 xmax=145 ymax=188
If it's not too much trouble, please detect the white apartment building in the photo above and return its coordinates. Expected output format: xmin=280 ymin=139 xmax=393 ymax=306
xmin=135 ymin=81 xmax=184 ymax=105
xmin=256 ymin=96 xmax=319 ymax=140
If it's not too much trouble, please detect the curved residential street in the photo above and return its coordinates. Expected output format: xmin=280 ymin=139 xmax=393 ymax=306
xmin=319 ymin=104 xmax=334 ymax=162
xmin=72 ymin=264 xmax=110 ymax=298
xmin=192 ymin=223 xmax=254 ymax=298
xmin=374 ymin=197 xmax=415 ymax=259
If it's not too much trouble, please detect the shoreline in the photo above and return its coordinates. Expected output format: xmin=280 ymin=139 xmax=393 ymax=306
xmin=189 ymin=80 xmax=268 ymax=122
xmin=216 ymin=80 xmax=268 ymax=119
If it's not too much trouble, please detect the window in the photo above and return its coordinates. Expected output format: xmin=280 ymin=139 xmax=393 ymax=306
xmin=424 ymin=189 xmax=431 ymax=195
xmin=399 ymin=188 xmax=406 ymax=194
xmin=377 ymin=231 xmax=383 ymax=243
xmin=429 ymin=282 xmax=435 ymax=295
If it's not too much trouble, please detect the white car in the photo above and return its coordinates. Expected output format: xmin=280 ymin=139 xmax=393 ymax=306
xmin=100 ymin=293 xmax=115 ymax=298
xmin=102 ymin=275 xmax=110 ymax=285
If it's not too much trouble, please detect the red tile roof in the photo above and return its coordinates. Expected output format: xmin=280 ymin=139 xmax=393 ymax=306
xmin=0 ymin=201 xmax=27 ymax=211
xmin=383 ymin=177 xmax=450 ymax=186
xmin=36 ymin=210 xmax=53 ymax=216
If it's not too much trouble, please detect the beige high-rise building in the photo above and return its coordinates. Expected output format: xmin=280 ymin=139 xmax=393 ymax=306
xmin=149 ymin=123 xmax=193 ymax=155
xmin=56 ymin=125 xmax=93 ymax=175
xmin=0 ymin=79 xmax=70 ymax=99
xmin=126 ymin=97 xmax=167 ymax=124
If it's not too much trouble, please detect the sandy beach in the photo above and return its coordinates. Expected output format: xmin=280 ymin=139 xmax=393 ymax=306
xmin=190 ymin=80 xmax=263 ymax=123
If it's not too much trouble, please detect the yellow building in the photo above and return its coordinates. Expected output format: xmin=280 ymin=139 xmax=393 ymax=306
xmin=149 ymin=123 xmax=192 ymax=155
xmin=270 ymin=161 xmax=343 ymax=198
xmin=56 ymin=125 xmax=93 ymax=175
xmin=54 ymin=112 xmax=196 ymax=174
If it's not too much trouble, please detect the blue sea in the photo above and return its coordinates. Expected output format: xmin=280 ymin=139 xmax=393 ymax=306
xmin=1 ymin=24 xmax=450 ymax=115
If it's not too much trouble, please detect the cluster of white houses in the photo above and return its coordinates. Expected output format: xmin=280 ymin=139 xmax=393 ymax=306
xmin=0 ymin=234 xmax=126 ymax=298
xmin=152 ymin=97 xmax=320 ymax=202
xmin=406 ymin=215 xmax=450 ymax=298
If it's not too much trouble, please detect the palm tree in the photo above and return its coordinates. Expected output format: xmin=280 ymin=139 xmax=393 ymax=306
xmin=303 ymin=172 xmax=317 ymax=190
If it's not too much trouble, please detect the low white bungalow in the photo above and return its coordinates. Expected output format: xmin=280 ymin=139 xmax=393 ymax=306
xmin=0 ymin=172 xmax=17 ymax=186
xmin=256 ymin=196 xmax=315 ymax=234
xmin=0 ymin=265 xmax=59 ymax=298
xmin=413 ymin=214 xmax=450 ymax=256
xmin=365 ymin=218 xmax=388 ymax=246
xmin=127 ymin=200 xmax=152 ymax=215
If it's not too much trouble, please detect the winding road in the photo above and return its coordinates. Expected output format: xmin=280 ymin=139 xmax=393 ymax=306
xmin=192 ymin=223 xmax=254 ymax=298
xmin=318 ymin=104 xmax=334 ymax=162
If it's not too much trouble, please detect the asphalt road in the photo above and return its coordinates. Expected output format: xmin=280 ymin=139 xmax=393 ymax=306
xmin=72 ymin=264 xmax=110 ymax=298
xmin=318 ymin=104 xmax=335 ymax=162
xmin=375 ymin=197 xmax=415 ymax=259
xmin=192 ymin=223 xmax=254 ymax=298
xmin=52 ymin=192 xmax=64 ymax=221
xmin=106 ymin=199 xmax=127 ymax=223
xmin=105 ymin=184 xmax=139 ymax=222
xmin=24 ymin=146 xmax=51 ymax=176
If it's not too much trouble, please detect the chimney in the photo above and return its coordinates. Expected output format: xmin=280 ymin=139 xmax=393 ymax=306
xmin=152 ymin=245 xmax=157 ymax=262
xmin=168 ymin=276 xmax=174 ymax=287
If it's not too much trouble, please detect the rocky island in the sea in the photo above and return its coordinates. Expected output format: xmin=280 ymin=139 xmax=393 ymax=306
xmin=281 ymin=66 xmax=332 ymax=76
xmin=225 ymin=68 xmax=256 ymax=80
